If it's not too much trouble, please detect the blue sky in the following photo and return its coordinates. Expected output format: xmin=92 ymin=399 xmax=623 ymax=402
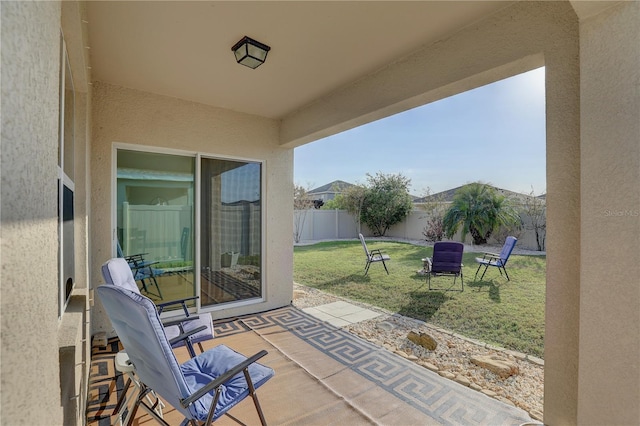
xmin=294 ymin=67 xmax=546 ymax=197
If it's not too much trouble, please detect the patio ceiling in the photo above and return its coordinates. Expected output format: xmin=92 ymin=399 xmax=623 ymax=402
xmin=85 ymin=1 xmax=513 ymax=120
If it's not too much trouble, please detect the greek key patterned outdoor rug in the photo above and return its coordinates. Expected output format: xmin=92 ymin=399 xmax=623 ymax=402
xmin=87 ymin=305 xmax=532 ymax=425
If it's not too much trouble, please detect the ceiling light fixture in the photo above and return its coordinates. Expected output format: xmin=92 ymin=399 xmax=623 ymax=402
xmin=231 ymin=36 xmax=271 ymax=69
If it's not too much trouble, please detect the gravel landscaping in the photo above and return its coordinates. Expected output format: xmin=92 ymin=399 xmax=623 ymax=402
xmin=293 ymin=283 xmax=544 ymax=422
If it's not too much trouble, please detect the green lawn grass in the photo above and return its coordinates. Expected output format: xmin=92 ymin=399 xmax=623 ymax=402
xmin=294 ymin=240 xmax=546 ymax=357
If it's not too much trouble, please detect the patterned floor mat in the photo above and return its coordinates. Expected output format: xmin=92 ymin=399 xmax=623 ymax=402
xmin=86 ymin=306 xmax=532 ymax=425
xmin=86 ymin=339 xmax=125 ymax=425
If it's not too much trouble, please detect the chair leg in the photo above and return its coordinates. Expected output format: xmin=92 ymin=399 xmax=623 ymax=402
xmin=476 ymin=264 xmax=510 ymax=282
xmin=112 ymin=376 xmax=132 ymax=418
xmin=428 ymin=272 xmax=463 ymax=292
xmin=150 ymin=275 xmax=163 ymax=299
xmin=205 ymin=388 xmax=222 ymax=425
xmin=480 ymin=264 xmax=490 ymax=280
xmin=502 ymin=267 xmax=510 ymax=281
xmin=135 ymin=387 xmax=170 ymax=426
xmin=244 ymin=369 xmax=268 ymax=426
xmin=364 ymin=260 xmax=371 ymax=275
xmin=138 ymin=276 xmax=163 ymax=300
xmin=474 ymin=264 xmax=483 ymax=281
xmin=138 ymin=277 xmax=150 ymax=294
xmin=381 ymin=259 xmax=389 ymax=274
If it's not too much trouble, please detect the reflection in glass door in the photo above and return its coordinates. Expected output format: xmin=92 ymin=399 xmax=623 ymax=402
xmin=200 ymin=158 xmax=262 ymax=306
xmin=116 ymin=150 xmax=195 ymax=309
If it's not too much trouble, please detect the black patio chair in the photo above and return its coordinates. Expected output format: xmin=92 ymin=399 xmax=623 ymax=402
xmin=426 ymin=241 xmax=464 ymax=291
xmin=117 ymin=240 xmax=164 ymax=299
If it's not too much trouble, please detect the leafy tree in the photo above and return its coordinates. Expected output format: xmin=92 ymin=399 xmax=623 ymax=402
xmin=360 ymin=173 xmax=413 ymax=236
xmin=443 ymin=182 xmax=520 ymax=245
xmin=321 ymin=182 xmax=353 ymax=210
xmin=418 ymin=187 xmax=447 ymax=242
xmin=293 ymin=184 xmax=315 ymax=243
xmin=321 ymin=198 xmax=339 ymax=209
xmin=331 ymin=184 xmax=367 ymax=234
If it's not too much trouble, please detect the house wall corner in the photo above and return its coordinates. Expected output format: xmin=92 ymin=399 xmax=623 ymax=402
xmin=577 ymin=2 xmax=640 ymax=424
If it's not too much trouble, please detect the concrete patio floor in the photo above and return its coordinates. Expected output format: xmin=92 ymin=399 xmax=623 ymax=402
xmin=302 ymin=300 xmax=383 ymax=327
xmin=87 ymin=305 xmax=533 ymax=425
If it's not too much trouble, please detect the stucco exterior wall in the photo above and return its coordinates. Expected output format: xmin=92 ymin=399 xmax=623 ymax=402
xmin=1 ymin=1 xmax=638 ymax=424
xmin=90 ymin=83 xmax=293 ymax=334
xmin=578 ymin=2 xmax=640 ymax=423
xmin=1 ymin=1 xmax=64 ymax=424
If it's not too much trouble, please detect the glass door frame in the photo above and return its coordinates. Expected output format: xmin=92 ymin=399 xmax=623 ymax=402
xmin=111 ymin=143 xmax=267 ymax=315
xmin=196 ymin=153 xmax=267 ymax=310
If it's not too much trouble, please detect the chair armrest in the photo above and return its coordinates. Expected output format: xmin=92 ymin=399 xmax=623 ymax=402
xmin=130 ymin=260 xmax=159 ymax=268
xmin=168 ymin=325 xmax=207 ymax=346
xmin=124 ymin=252 xmax=149 ymax=259
xmin=370 ymin=248 xmax=387 ymax=255
xmin=162 ymin=314 xmax=201 ymax=328
xmin=124 ymin=253 xmax=150 ymax=263
xmin=125 ymin=253 xmax=159 ymax=270
xmin=157 ymin=296 xmax=200 ymax=315
xmin=480 ymin=252 xmax=501 ymax=260
xmin=180 ymin=350 xmax=269 ymax=408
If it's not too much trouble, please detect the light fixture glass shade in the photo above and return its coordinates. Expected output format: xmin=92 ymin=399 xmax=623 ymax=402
xmin=231 ymin=36 xmax=271 ymax=69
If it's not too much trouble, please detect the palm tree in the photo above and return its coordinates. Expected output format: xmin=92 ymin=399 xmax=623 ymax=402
xmin=443 ymin=183 xmax=520 ymax=245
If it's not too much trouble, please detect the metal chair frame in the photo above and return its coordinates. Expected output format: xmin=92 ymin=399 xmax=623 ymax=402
xmin=97 ymin=285 xmax=273 ymax=426
xmin=473 ymin=236 xmax=517 ymax=282
xmin=426 ymin=241 xmax=465 ymax=292
xmin=359 ymin=233 xmax=390 ymax=275
xmin=102 ymin=258 xmax=214 ymax=359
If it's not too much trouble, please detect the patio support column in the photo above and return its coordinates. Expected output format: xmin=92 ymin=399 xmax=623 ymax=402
xmin=542 ymin=44 xmax=581 ymax=426
xmin=576 ymin=2 xmax=640 ymax=424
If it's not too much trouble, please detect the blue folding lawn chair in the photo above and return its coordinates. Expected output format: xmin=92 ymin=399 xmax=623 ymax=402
xmin=474 ymin=236 xmax=518 ymax=281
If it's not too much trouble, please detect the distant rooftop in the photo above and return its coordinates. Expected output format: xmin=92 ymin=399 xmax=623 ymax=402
xmin=308 ymin=180 xmax=354 ymax=194
xmin=414 ymin=183 xmax=545 ymax=203
xmin=308 ymin=181 xmax=544 ymax=203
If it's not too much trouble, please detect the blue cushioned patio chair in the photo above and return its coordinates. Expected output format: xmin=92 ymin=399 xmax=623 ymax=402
xmin=102 ymin=258 xmax=214 ymax=359
xmin=474 ymin=236 xmax=517 ymax=281
xmin=97 ymin=284 xmax=274 ymax=426
xmin=427 ymin=241 xmax=465 ymax=291
xmin=359 ymin=233 xmax=390 ymax=275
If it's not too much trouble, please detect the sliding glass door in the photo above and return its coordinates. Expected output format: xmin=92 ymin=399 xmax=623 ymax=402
xmin=115 ymin=148 xmax=262 ymax=311
xmin=200 ymin=158 xmax=262 ymax=307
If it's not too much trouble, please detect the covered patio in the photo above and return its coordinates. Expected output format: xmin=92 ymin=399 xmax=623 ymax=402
xmin=2 ymin=1 xmax=638 ymax=425
xmin=87 ymin=305 xmax=532 ymax=425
